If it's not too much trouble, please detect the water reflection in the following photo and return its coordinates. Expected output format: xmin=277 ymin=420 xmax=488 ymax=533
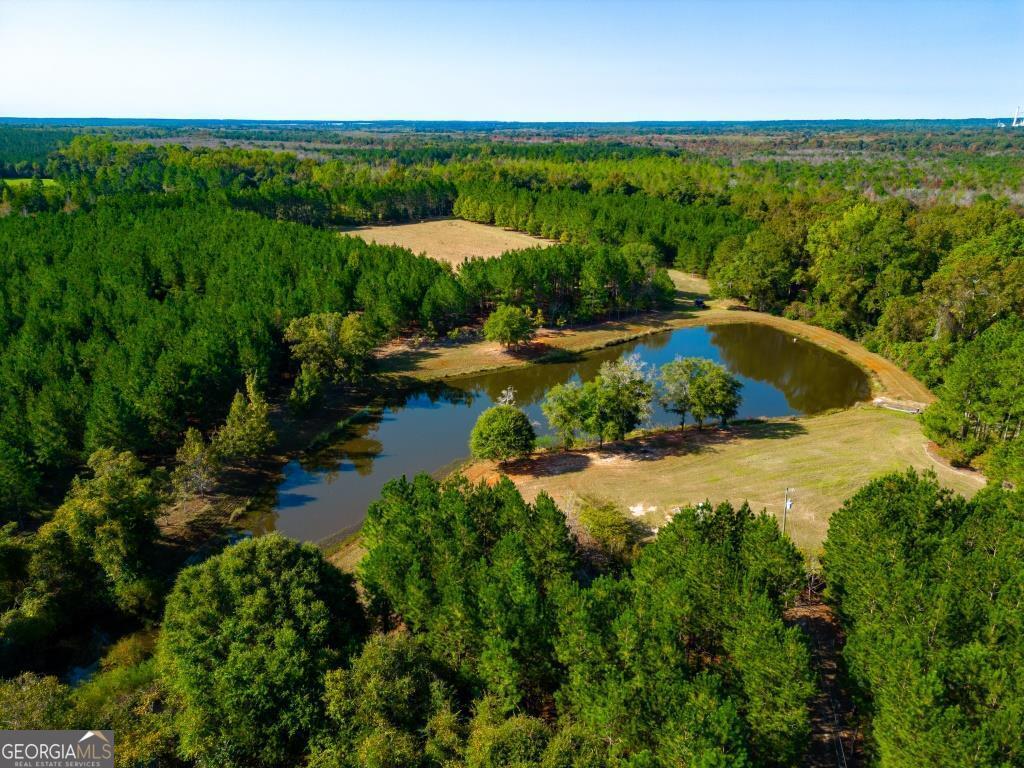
xmin=255 ymin=323 xmax=870 ymax=544
xmin=707 ymin=325 xmax=870 ymax=414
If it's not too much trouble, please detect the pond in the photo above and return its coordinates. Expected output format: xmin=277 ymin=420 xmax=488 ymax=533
xmin=249 ymin=322 xmax=871 ymax=544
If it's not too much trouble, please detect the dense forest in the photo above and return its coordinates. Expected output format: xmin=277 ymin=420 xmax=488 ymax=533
xmin=824 ymin=471 xmax=1023 ymax=766
xmin=1 ymin=122 xmax=1022 ymax=766
xmin=3 ymin=474 xmax=813 ymax=767
xmin=0 ymin=198 xmax=672 ymax=515
xmin=0 ymin=126 xmax=78 ymax=177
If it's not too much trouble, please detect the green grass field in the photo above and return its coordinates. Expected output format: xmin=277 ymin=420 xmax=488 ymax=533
xmin=1 ymin=177 xmax=60 ymax=188
xmin=479 ymin=406 xmax=984 ymax=555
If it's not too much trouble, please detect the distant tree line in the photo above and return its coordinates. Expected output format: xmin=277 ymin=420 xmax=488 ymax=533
xmin=46 ymin=136 xmax=456 ymax=225
xmin=453 ymin=181 xmax=751 ymax=273
xmin=0 ymin=127 xmax=77 ymax=177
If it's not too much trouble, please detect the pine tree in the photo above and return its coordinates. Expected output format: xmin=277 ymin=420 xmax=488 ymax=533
xmin=171 ymin=428 xmax=219 ymax=499
xmin=211 ymin=374 xmax=275 ymax=462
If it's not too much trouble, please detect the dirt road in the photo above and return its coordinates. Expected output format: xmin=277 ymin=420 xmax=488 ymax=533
xmin=785 ymin=590 xmax=862 ymax=768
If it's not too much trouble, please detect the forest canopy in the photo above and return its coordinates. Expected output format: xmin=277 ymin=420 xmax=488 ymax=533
xmin=1 ymin=121 xmax=1022 ymax=767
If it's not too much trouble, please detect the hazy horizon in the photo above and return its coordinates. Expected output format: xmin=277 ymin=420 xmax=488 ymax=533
xmin=0 ymin=116 xmax=1014 ymax=123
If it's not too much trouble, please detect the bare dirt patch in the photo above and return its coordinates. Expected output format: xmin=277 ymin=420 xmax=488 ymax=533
xmin=342 ymin=218 xmax=553 ymax=265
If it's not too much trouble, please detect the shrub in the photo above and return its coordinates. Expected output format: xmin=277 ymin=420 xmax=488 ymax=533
xmin=483 ymin=305 xmax=536 ymax=348
xmin=577 ymin=497 xmax=646 ymax=567
xmin=470 ymin=406 xmax=536 ymax=463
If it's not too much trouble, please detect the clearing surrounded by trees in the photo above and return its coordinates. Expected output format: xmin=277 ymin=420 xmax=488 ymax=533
xmin=343 ymin=217 xmax=552 ymax=264
xmin=3 ymin=92 xmax=1022 ymax=765
xmin=464 ymin=406 xmax=983 ymax=553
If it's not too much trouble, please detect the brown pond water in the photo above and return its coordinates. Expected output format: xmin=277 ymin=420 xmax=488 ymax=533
xmin=249 ymin=323 xmax=870 ymax=544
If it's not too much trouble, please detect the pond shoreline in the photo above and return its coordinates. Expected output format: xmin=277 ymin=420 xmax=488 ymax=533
xmin=378 ymin=303 xmax=931 ymax=408
xmin=266 ymin=320 xmax=868 ymax=544
xmin=161 ymin=278 xmax=934 ymax=570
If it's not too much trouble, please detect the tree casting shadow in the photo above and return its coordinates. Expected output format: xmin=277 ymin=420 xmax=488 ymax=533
xmin=502 ymin=451 xmax=592 ymax=477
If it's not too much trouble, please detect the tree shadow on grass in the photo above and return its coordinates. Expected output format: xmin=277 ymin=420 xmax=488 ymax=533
xmin=502 ymin=451 xmax=592 ymax=477
xmin=583 ymin=419 xmax=810 ymax=464
xmin=534 ymin=348 xmax=585 ymax=365
xmin=376 ymin=345 xmax=443 ymax=374
xmin=494 ymin=418 xmax=809 ymax=486
xmin=733 ymin=419 xmax=808 ymax=440
xmin=506 ymin=340 xmax=558 ymax=360
xmin=676 ymin=288 xmax=709 ymax=305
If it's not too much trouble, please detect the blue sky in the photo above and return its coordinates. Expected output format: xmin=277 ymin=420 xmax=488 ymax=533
xmin=1 ymin=0 xmax=1020 ymax=120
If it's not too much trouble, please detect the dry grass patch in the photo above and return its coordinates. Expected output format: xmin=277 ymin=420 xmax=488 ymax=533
xmin=342 ymin=218 xmax=553 ymax=265
xmin=466 ymin=407 xmax=983 ymax=554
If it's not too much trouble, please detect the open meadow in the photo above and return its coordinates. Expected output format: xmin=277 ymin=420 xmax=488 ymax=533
xmin=466 ymin=406 xmax=984 ymax=554
xmin=343 ymin=217 xmax=553 ymax=264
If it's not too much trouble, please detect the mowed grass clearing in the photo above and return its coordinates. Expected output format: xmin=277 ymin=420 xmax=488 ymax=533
xmin=342 ymin=217 xmax=553 ymax=265
xmin=355 ymin=264 xmax=950 ymax=566
xmin=467 ymin=407 xmax=984 ymax=554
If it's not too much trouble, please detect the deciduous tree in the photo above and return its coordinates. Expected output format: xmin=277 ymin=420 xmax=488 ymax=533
xmin=470 ymin=405 xmax=536 ymax=463
xmin=159 ymin=534 xmax=365 ymax=768
xmin=483 ymin=305 xmax=537 ymax=348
